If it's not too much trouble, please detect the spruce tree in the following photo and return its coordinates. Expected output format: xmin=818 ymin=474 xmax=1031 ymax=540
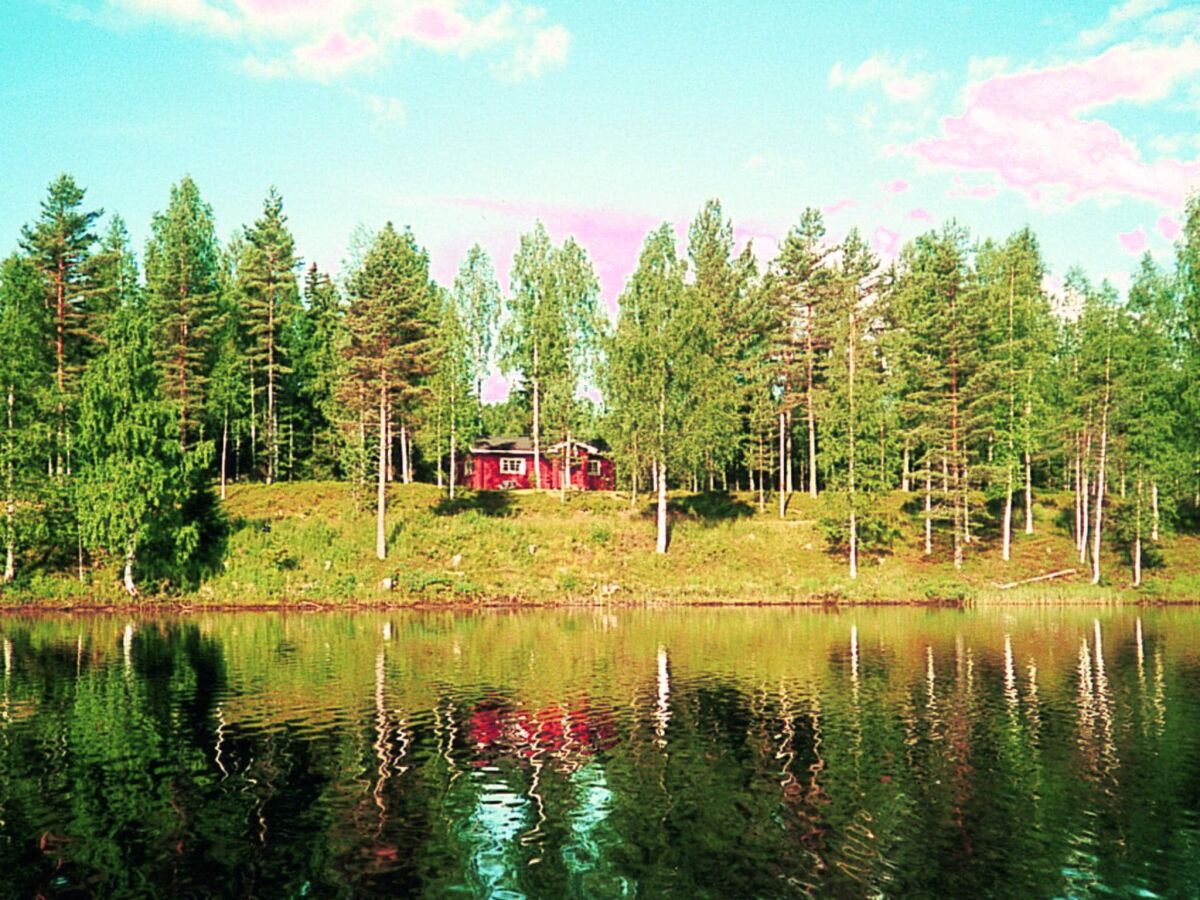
xmin=76 ymin=306 xmax=212 ymax=595
xmin=145 ymin=176 xmax=221 ymax=448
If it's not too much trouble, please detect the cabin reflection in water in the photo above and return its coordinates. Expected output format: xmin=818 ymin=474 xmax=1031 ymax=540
xmin=1 ymin=609 xmax=1199 ymax=898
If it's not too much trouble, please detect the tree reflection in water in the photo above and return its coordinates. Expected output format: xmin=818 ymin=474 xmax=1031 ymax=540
xmin=1 ymin=608 xmax=1200 ymax=897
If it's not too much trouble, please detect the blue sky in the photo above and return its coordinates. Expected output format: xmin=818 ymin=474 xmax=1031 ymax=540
xmin=2 ymin=0 xmax=1198 ymax=316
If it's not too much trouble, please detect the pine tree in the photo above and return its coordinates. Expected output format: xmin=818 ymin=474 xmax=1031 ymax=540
xmin=683 ymin=201 xmax=744 ymax=493
xmin=145 ymin=176 xmax=221 ymax=448
xmin=820 ymin=229 xmax=881 ymax=578
xmin=771 ymin=208 xmax=831 ymax=498
xmin=342 ymin=223 xmax=434 ymax=559
xmin=19 ymin=174 xmax=101 ymax=476
xmin=239 ymin=187 xmax=300 ymax=484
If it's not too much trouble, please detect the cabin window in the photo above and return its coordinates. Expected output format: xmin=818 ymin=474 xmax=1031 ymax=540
xmin=500 ymin=457 xmax=525 ymax=475
xmin=587 ymin=460 xmax=603 ymax=476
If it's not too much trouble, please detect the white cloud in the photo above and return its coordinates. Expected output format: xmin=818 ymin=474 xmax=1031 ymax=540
xmin=828 ymin=54 xmax=938 ymax=103
xmin=361 ymin=92 xmax=406 ymax=127
xmin=107 ymin=0 xmax=571 ymax=82
xmin=1079 ymin=0 xmax=1170 ymax=46
xmin=492 ymin=22 xmax=571 ymax=82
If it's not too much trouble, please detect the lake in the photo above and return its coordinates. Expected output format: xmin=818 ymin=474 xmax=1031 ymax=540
xmin=1 ymin=607 xmax=1198 ymax=898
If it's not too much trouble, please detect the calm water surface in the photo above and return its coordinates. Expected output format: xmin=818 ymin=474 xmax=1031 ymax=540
xmin=1 ymin=607 xmax=1198 ymax=898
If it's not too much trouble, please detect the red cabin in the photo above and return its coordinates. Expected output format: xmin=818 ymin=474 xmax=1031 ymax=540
xmin=462 ymin=436 xmax=615 ymax=491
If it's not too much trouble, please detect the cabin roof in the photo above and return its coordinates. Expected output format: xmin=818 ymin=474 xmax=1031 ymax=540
xmin=471 ymin=436 xmax=609 ymax=457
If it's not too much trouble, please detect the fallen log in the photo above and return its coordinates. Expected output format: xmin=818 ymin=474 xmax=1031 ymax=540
xmin=994 ymin=568 xmax=1077 ymax=590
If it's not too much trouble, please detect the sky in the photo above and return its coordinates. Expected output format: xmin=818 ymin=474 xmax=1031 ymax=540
xmin=2 ymin=0 xmax=1199 ymax=398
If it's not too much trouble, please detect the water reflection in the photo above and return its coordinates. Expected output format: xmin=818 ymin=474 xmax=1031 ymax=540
xmin=2 ymin=608 xmax=1200 ymax=897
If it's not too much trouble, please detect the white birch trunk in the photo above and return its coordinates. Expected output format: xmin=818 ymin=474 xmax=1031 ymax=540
xmin=1151 ymin=482 xmax=1159 ymax=541
xmin=778 ymin=412 xmax=786 ymax=520
xmin=1134 ymin=477 xmax=1143 ymax=587
xmin=123 ymin=545 xmax=138 ymax=597
xmin=220 ymin=410 xmax=228 ymax=501
xmin=4 ymin=382 xmax=14 ymax=583
xmin=377 ymin=383 xmax=388 ymax=561
xmin=1091 ymin=361 xmax=1110 ymax=585
xmin=1024 ymin=450 xmax=1034 ymax=534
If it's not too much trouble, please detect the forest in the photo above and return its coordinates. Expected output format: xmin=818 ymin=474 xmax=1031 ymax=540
xmin=1 ymin=174 xmax=1198 ymax=596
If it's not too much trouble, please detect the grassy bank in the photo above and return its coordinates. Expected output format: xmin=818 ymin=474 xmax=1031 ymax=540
xmin=4 ymin=480 xmax=1198 ymax=607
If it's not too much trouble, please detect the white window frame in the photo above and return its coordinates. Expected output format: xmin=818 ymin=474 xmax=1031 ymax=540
xmin=587 ymin=459 xmax=603 ymax=477
xmin=500 ymin=457 xmax=525 ymax=475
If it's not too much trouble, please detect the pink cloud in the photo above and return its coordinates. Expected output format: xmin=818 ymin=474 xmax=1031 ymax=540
xmin=292 ymin=31 xmax=377 ymax=74
xmin=408 ymin=6 xmax=465 ymax=44
xmin=912 ymin=40 xmax=1200 ymax=209
xmin=1158 ymin=214 xmax=1181 ymax=241
xmin=884 ymin=179 xmax=909 ymax=194
xmin=874 ymin=227 xmax=902 ymax=257
xmin=440 ymin=197 xmax=659 ymax=313
xmin=907 ymin=207 xmax=934 ymax=222
xmin=948 ymin=177 xmax=1000 ymax=200
xmin=481 ymin=373 xmax=510 ymax=404
xmin=822 ymin=198 xmax=858 ymax=216
xmin=1118 ymin=227 xmax=1148 ymax=254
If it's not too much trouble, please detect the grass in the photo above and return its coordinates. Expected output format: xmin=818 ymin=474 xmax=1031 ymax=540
xmin=4 ymin=481 xmax=1199 ymax=607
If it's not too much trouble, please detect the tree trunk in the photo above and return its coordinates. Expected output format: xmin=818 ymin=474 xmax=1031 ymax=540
xmin=758 ymin=434 xmax=765 ymax=513
xmin=123 ymin=545 xmax=138 ymax=597
xmin=449 ymin=415 xmax=457 ymax=501
xmin=562 ymin=431 xmax=571 ymax=503
xmin=1079 ymin=427 xmax=1092 ymax=562
xmin=1134 ymin=477 xmax=1143 ymax=587
xmin=401 ymin=422 xmax=411 ymax=484
xmin=785 ymin=410 xmax=793 ymax=495
xmin=1002 ymin=463 xmax=1013 ymax=562
xmin=532 ymin=355 xmax=542 ymax=490
xmin=386 ymin=408 xmax=394 ymax=483
xmin=1091 ymin=359 xmax=1110 ymax=586
xmin=249 ymin=360 xmax=258 ymax=476
xmin=220 ymin=409 xmax=228 ymax=501
xmin=778 ymin=411 xmax=786 ymax=520
xmin=377 ymin=382 xmax=388 ymax=561
xmin=656 ymin=458 xmax=668 ymax=554
xmin=1024 ymin=452 xmax=1033 ymax=534
xmin=963 ymin=460 xmax=972 ymax=545
xmin=266 ymin=285 xmax=276 ymax=485
xmin=806 ymin=304 xmax=818 ymax=497
xmin=901 ymin=440 xmax=910 ymax=492
xmin=848 ymin=312 xmax=857 ymax=580
xmin=4 ymin=382 xmax=13 ymax=584
xmin=924 ymin=471 xmax=932 ymax=556
xmin=1151 ymin=482 xmax=1159 ymax=541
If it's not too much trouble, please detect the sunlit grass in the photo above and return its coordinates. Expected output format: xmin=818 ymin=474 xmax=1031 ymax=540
xmin=5 ymin=481 xmax=1197 ymax=605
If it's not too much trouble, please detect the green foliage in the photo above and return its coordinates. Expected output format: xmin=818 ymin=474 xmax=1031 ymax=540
xmin=75 ymin=306 xmax=223 ymax=593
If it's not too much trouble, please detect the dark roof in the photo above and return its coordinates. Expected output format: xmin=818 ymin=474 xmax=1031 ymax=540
xmin=471 ymin=436 xmax=610 ymax=456
xmin=473 ymin=436 xmax=535 ymax=452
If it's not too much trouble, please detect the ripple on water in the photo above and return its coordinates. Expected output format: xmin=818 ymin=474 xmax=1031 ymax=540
xmin=1 ymin=607 xmax=1200 ymax=897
